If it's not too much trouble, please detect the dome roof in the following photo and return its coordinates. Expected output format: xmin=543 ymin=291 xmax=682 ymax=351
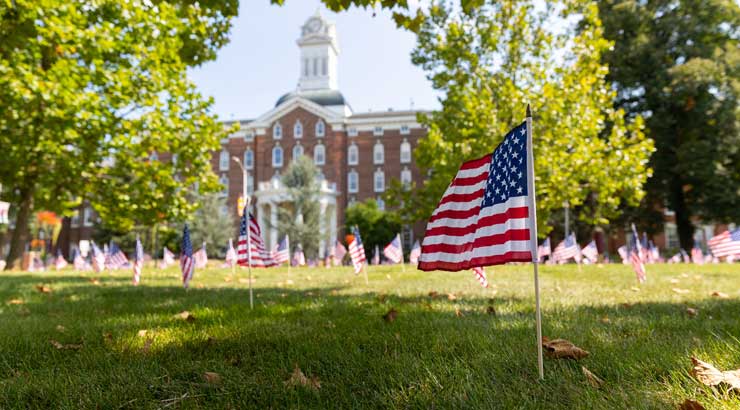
xmin=275 ymin=89 xmax=347 ymax=108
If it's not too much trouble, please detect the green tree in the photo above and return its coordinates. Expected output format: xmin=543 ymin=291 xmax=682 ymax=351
xmin=388 ymin=0 xmax=654 ymax=236
xmin=187 ymin=193 xmax=235 ymax=258
xmin=277 ymin=156 xmax=323 ymax=259
xmin=0 ymin=0 xmax=238 ymax=268
xmin=345 ymin=199 xmax=401 ymax=261
xmin=597 ymin=0 xmax=740 ymax=249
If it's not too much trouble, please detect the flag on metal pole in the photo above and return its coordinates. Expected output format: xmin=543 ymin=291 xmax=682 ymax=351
xmin=691 ymin=242 xmax=704 ymax=265
xmin=537 ymin=237 xmax=551 ymax=262
xmin=292 ymin=243 xmax=306 ymax=267
xmin=180 ymin=224 xmax=195 ymax=289
xmin=348 ymin=226 xmax=366 ymax=274
xmin=552 ymin=234 xmax=580 ymax=263
xmin=133 ymin=235 xmax=144 ymax=285
xmin=334 ymin=240 xmax=347 ymax=266
xmin=371 ymin=245 xmax=380 ymax=265
xmin=160 ymin=247 xmax=175 ymax=269
xmin=708 ymin=229 xmax=740 ymax=259
xmin=225 ymin=238 xmax=237 ymax=267
xmin=91 ymin=241 xmax=106 ymax=273
xmin=272 ymin=235 xmax=290 ymax=265
xmin=194 ymin=242 xmax=208 ymax=268
xmin=408 ymin=240 xmax=421 ymax=265
xmin=629 ymin=224 xmax=646 ymax=283
xmin=72 ymin=248 xmax=87 ymax=271
xmin=107 ymin=242 xmax=129 ymax=269
xmin=54 ymin=249 xmax=68 ymax=270
xmin=383 ymin=233 xmax=404 ymax=264
xmin=581 ymin=240 xmax=599 ymax=263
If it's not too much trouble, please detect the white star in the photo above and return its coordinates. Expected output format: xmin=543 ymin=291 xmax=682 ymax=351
xmin=517 ymin=186 xmax=523 ymax=194
xmin=495 ymin=187 xmax=500 ymax=194
xmin=518 ymin=171 xmax=523 ymax=179
xmin=511 ymin=165 xmax=516 ymax=172
xmin=518 ymin=157 xmax=524 ymax=164
xmin=500 ymin=193 xmax=506 ymax=200
xmin=520 ymin=128 xmax=526 ymax=136
xmin=512 ymin=152 xmax=518 ymax=158
xmin=513 ymin=136 xmax=519 ymax=144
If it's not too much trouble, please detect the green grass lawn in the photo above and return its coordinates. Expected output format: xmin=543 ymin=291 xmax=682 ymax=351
xmin=0 ymin=262 xmax=738 ymax=409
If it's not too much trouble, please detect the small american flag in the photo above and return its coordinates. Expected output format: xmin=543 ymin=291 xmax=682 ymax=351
xmin=272 ymin=235 xmax=290 ymax=265
xmin=72 ymin=248 xmax=87 ymax=271
xmin=181 ymin=224 xmax=195 ymax=289
xmin=537 ymin=237 xmax=551 ymax=261
xmin=133 ymin=235 xmax=143 ymax=285
xmin=237 ymin=211 xmax=275 ymax=268
xmin=324 ymin=244 xmax=332 ymax=268
xmin=408 ymin=240 xmax=421 ymax=265
xmin=418 ymin=122 xmax=535 ymax=271
xmin=648 ymin=241 xmax=660 ymax=262
xmin=691 ymin=243 xmax=704 ymax=265
xmin=225 ymin=238 xmax=237 ymax=267
xmin=54 ymin=249 xmax=68 ymax=270
xmin=669 ymin=253 xmax=681 ymax=263
xmin=160 ymin=247 xmax=175 ymax=269
xmin=552 ymin=234 xmax=580 ymax=263
xmin=630 ymin=225 xmax=646 ymax=283
xmin=371 ymin=245 xmax=380 ymax=265
xmin=617 ymin=245 xmax=628 ymax=264
xmin=680 ymin=248 xmax=691 ymax=263
xmin=348 ymin=226 xmax=366 ymax=274
xmin=383 ymin=233 xmax=404 ymax=264
xmin=107 ymin=242 xmax=129 ymax=269
xmin=194 ymin=242 xmax=208 ymax=268
xmin=581 ymin=240 xmax=598 ymax=263
xmin=292 ymin=244 xmax=306 ymax=267
xmin=472 ymin=266 xmax=488 ymax=288
xmin=91 ymin=242 xmax=106 ymax=273
xmin=708 ymin=229 xmax=740 ymax=259
xmin=334 ymin=240 xmax=347 ymax=266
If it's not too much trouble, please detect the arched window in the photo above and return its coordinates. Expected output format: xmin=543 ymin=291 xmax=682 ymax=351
xmin=292 ymin=144 xmax=303 ymax=160
xmin=348 ymin=170 xmax=359 ymax=193
xmin=272 ymin=145 xmax=283 ymax=168
xmin=244 ymin=148 xmax=254 ymax=170
xmin=273 ymin=123 xmax=282 ymax=139
xmin=314 ymin=144 xmax=325 ymax=165
xmin=401 ymin=167 xmax=412 ymax=187
xmin=373 ymin=141 xmax=384 ymax=165
xmin=219 ymin=174 xmax=229 ymax=197
xmin=219 ymin=150 xmax=230 ymax=171
xmin=400 ymin=139 xmax=411 ymax=164
xmin=294 ymin=120 xmax=303 ymax=139
xmin=315 ymin=120 xmax=325 ymax=137
xmin=374 ymin=169 xmax=385 ymax=192
xmin=348 ymin=143 xmax=359 ymax=165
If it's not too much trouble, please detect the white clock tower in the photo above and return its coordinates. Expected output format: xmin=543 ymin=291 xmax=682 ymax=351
xmin=297 ymin=11 xmax=339 ymax=92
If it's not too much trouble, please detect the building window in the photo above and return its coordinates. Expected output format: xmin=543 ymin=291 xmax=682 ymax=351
xmin=294 ymin=120 xmax=303 ymax=139
xmin=400 ymin=125 xmax=410 ymax=135
xmin=219 ymin=174 xmax=229 ymax=197
xmin=273 ymin=123 xmax=282 ymax=139
xmin=665 ymin=222 xmax=680 ymax=249
xmin=244 ymin=149 xmax=254 ymax=170
xmin=83 ymin=207 xmax=94 ymax=227
xmin=293 ymin=144 xmax=303 ymax=160
xmin=322 ymin=57 xmax=328 ymax=75
xmin=377 ymin=197 xmax=385 ymax=211
xmin=71 ymin=210 xmax=80 ymax=228
xmin=373 ymin=142 xmax=384 ymax=165
xmin=313 ymin=58 xmax=319 ymax=76
xmin=303 ymin=58 xmax=309 ymax=77
xmin=219 ymin=150 xmax=230 ymax=171
xmin=348 ymin=127 xmax=358 ymax=137
xmin=314 ymin=144 xmax=326 ymax=165
xmin=400 ymin=139 xmax=411 ymax=164
xmin=315 ymin=120 xmax=325 ymax=137
xmin=244 ymin=131 xmax=254 ymax=142
xmin=348 ymin=170 xmax=359 ymax=193
xmin=401 ymin=167 xmax=412 ymax=187
xmin=373 ymin=126 xmax=383 ymax=136
xmin=149 ymin=152 xmax=158 ymax=162
xmin=348 ymin=143 xmax=359 ymax=166
xmin=374 ymin=169 xmax=385 ymax=192
xmin=272 ymin=145 xmax=283 ymax=168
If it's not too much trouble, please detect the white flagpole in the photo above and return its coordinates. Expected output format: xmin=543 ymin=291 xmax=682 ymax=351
xmin=525 ymin=104 xmax=544 ymax=380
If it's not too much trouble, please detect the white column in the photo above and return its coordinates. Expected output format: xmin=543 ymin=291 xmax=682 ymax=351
xmin=329 ymin=203 xmax=337 ymax=249
xmin=270 ymin=201 xmax=278 ymax=250
xmin=319 ymin=200 xmax=327 ymax=257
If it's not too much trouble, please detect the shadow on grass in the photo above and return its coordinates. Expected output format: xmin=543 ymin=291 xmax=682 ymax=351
xmin=0 ymin=274 xmax=738 ymax=409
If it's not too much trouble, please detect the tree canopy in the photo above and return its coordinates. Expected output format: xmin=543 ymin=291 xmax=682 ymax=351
xmin=0 ymin=0 xmax=238 ymax=268
xmin=344 ymin=199 xmax=401 ymax=261
xmin=387 ymin=0 xmax=654 ymax=237
xmin=597 ymin=0 xmax=740 ymax=249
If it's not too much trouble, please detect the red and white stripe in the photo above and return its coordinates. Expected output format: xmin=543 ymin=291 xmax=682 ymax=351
xmin=630 ymin=249 xmax=646 ymax=283
xmin=237 ymin=214 xmax=276 ymax=268
xmin=708 ymin=230 xmax=740 ymax=258
xmin=348 ymin=237 xmax=366 ymax=274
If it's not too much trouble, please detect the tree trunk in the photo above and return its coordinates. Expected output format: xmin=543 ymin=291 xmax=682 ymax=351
xmin=670 ymin=179 xmax=694 ymax=251
xmin=5 ymin=188 xmax=34 ymax=270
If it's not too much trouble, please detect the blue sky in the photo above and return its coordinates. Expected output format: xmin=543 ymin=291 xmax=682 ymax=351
xmin=188 ymin=0 xmax=440 ymax=121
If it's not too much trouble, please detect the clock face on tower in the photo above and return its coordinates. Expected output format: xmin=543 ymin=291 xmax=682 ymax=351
xmin=305 ymin=17 xmax=323 ymax=34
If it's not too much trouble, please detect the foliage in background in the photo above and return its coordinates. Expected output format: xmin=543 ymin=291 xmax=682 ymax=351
xmin=597 ymin=0 xmax=740 ymax=249
xmin=185 ymin=193 xmax=235 ymax=259
xmin=277 ymin=156 xmax=324 ymax=259
xmin=344 ymin=199 xmax=401 ymax=261
xmin=0 ymin=0 xmax=239 ymax=268
xmin=387 ymin=0 xmax=654 ymax=238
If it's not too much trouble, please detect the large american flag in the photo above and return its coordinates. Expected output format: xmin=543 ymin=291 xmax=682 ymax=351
xmin=91 ymin=241 xmax=106 ymax=273
xmin=194 ymin=242 xmax=208 ymax=268
xmin=272 ymin=235 xmax=290 ymax=265
xmin=418 ymin=122 xmax=535 ymax=271
xmin=552 ymin=234 xmax=580 ymax=263
xmin=383 ymin=233 xmax=404 ymax=264
xmin=630 ymin=225 xmax=646 ymax=283
xmin=133 ymin=235 xmax=143 ymax=285
xmin=581 ymin=240 xmax=598 ymax=263
xmin=408 ymin=240 xmax=421 ymax=265
xmin=181 ymin=224 xmax=195 ymax=289
xmin=708 ymin=229 xmax=740 ymax=259
xmin=348 ymin=226 xmax=366 ymax=274
xmin=225 ymin=238 xmax=237 ymax=267
xmin=237 ymin=211 xmax=275 ymax=268
xmin=334 ymin=240 xmax=347 ymax=266
xmin=106 ymin=242 xmax=129 ymax=269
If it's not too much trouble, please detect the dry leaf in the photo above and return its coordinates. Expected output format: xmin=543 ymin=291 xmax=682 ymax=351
xmin=304 ymin=291 xmax=314 ymax=297
xmin=670 ymin=278 xmax=680 ymax=284
xmin=137 ymin=330 xmax=149 ymax=337
xmin=455 ymin=307 xmax=464 ymax=317
xmin=55 ymin=325 xmax=66 ymax=333
xmin=383 ymin=308 xmax=398 ymax=323
xmin=286 ymin=279 xmax=294 ymax=285
xmin=486 ymin=306 xmax=496 ymax=315
xmin=679 ymin=399 xmax=704 ymax=410
xmin=582 ymin=366 xmax=604 ymax=388
xmin=7 ymin=299 xmax=24 ymax=305
xmin=630 ymin=287 xmax=640 ymax=292
xmin=35 ymin=285 xmax=52 ymax=294
xmin=174 ymin=311 xmax=195 ymax=322
xmin=686 ymin=307 xmax=698 ymax=317
xmin=140 ymin=337 xmax=153 ymax=353
xmin=386 ymin=274 xmax=391 ymax=279
xmin=542 ymin=337 xmax=589 ymax=360
xmin=284 ymin=365 xmax=321 ymax=391
xmin=447 ymin=293 xmax=457 ymax=301
xmin=306 ymin=275 xmax=312 ymax=281
xmin=89 ymin=278 xmax=100 ymax=285
xmin=203 ymin=372 xmax=221 ymax=384
xmin=620 ymin=302 xmax=634 ymax=309
xmin=672 ymin=288 xmax=690 ymax=294
xmin=600 ymin=316 xmax=611 ymax=324
xmin=691 ymin=357 xmax=740 ymax=391
xmin=681 ymin=273 xmax=690 ymax=278
xmin=555 ymin=286 xmax=563 ymax=293
xmin=428 ymin=291 xmax=439 ymax=298
xmin=223 ymin=277 xmax=232 ymax=283
xmin=103 ymin=332 xmax=113 ymax=342
xmin=50 ymin=339 xmax=82 ymax=350
xmin=711 ymin=291 xmax=729 ymax=299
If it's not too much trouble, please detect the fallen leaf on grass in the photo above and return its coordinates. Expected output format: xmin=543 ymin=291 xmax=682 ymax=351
xmin=686 ymin=307 xmax=698 ymax=317
xmin=223 ymin=277 xmax=232 ymax=283
xmin=455 ymin=307 xmax=464 ymax=317
xmin=582 ymin=366 xmax=604 ymax=388
xmin=284 ymin=365 xmax=320 ymax=391
xmin=103 ymin=332 xmax=113 ymax=342
xmin=486 ymin=306 xmax=496 ymax=315
xmin=620 ymin=302 xmax=634 ymax=309
xmin=679 ymin=399 xmax=705 ymax=410
xmin=55 ymin=325 xmax=66 ymax=333
xmin=630 ymin=287 xmax=640 ymax=292
xmin=672 ymin=288 xmax=690 ymax=294
xmin=173 ymin=311 xmax=195 ymax=322
xmin=428 ymin=291 xmax=439 ymax=298
xmin=203 ymin=372 xmax=221 ymax=384
xmin=447 ymin=293 xmax=457 ymax=301
xmin=670 ymin=278 xmax=680 ymax=284
xmin=600 ymin=316 xmax=610 ymax=324
xmin=386 ymin=274 xmax=392 ymax=280
xmin=140 ymin=338 xmax=153 ymax=354
xmin=330 ymin=289 xmax=338 ymax=296
xmin=35 ymin=285 xmax=52 ymax=294
xmin=304 ymin=291 xmax=314 ymax=297
xmin=50 ymin=339 xmax=82 ymax=350
xmin=137 ymin=330 xmax=149 ymax=337
xmin=542 ymin=337 xmax=589 ymax=360
xmin=554 ymin=286 xmax=562 ymax=293
xmin=286 ymin=279 xmax=294 ymax=285
xmin=7 ymin=299 xmax=24 ymax=305
xmin=711 ymin=291 xmax=729 ymax=299
xmin=691 ymin=357 xmax=740 ymax=392
xmin=681 ymin=273 xmax=690 ymax=278
xmin=383 ymin=308 xmax=398 ymax=323
xmin=89 ymin=278 xmax=100 ymax=285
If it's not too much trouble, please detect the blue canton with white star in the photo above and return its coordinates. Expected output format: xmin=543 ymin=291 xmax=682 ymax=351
xmin=481 ymin=122 xmax=528 ymax=208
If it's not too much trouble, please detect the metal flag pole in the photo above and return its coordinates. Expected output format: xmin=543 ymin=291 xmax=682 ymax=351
xmin=525 ymin=104 xmax=544 ymax=380
xmin=233 ymin=156 xmax=253 ymax=310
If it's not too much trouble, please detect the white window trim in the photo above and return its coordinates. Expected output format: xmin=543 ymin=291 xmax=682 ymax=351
xmin=272 ymin=145 xmax=284 ymax=168
xmin=314 ymin=144 xmax=326 ymax=165
xmin=400 ymin=139 xmax=412 ymax=164
xmin=316 ymin=120 xmax=325 ymax=137
xmin=400 ymin=125 xmax=410 ymax=135
xmin=348 ymin=170 xmax=359 ymax=193
xmin=293 ymin=144 xmax=303 ymax=160
xmin=244 ymin=148 xmax=254 ymax=170
xmin=374 ymin=169 xmax=385 ymax=193
xmin=294 ymin=120 xmax=303 ymax=139
xmin=348 ymin=127 xmax=358 ymax=137
xmin=219 ymin=150 xmax=230 ymax=171
xmin=401 ymin=167 xmax=412 ymax=186
xmin=219 ymin=174 xmax=229 ymax=197
xmin=273 ymin=123 xmax=282 ymax=139
xmin=373 ymin=142 xmax=385 ymax=165
xmin=348 ymin=144 xmax=359 ymax=166
xmin=373 ymin=126 xmax=384 ymax=136
xmin=376 ymin=197 xmax=385 ymax=211
xmin=83 ymin=207 xmax=94 ymax=227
